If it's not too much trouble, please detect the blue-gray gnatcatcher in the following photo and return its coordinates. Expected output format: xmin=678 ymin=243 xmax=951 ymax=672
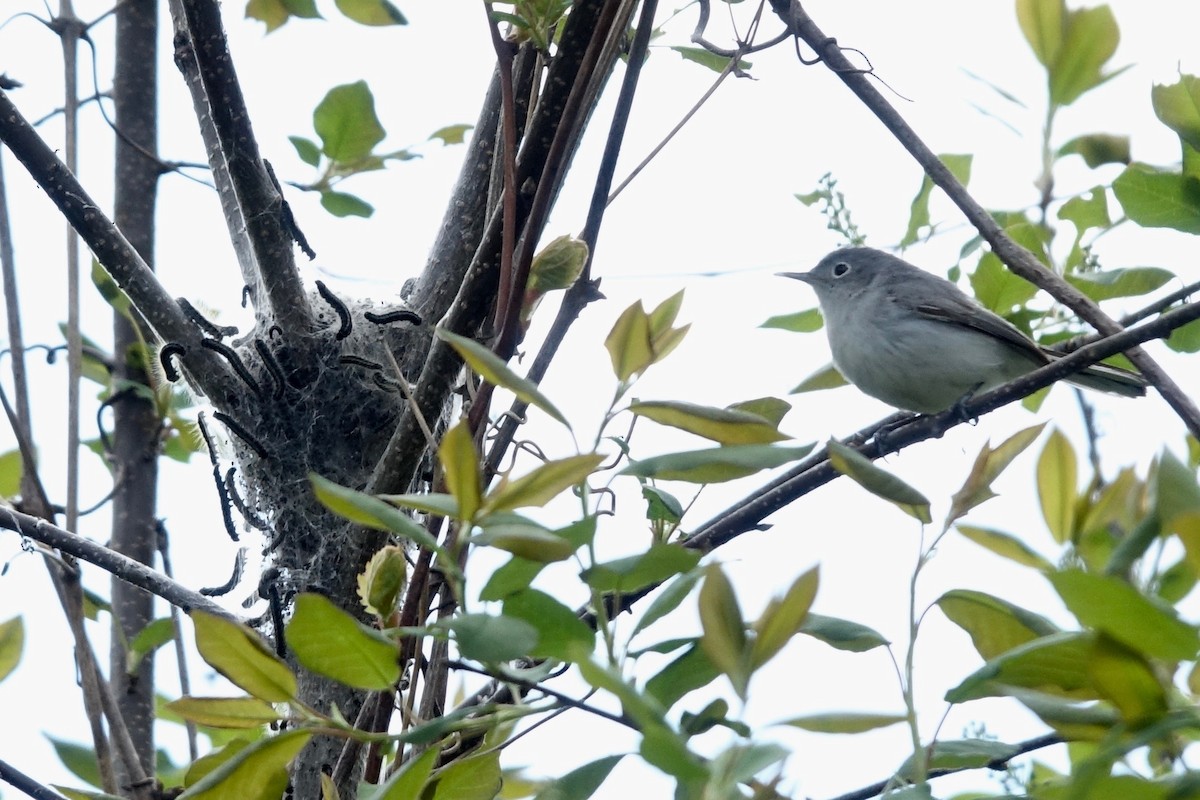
xmin=780 ymin=247 xmax=1147 ymax=414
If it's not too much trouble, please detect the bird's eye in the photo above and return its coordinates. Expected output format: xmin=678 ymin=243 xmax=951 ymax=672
xmin=832 ymin=261 xmax=851 ymax=277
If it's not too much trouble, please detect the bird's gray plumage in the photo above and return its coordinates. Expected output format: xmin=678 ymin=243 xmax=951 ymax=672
xmin=781 ymin=247 xmax=1146 ymax=413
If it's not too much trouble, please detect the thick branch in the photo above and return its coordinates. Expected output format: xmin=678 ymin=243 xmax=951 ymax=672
xmin=770 ymin=0 xmax=1200 ymax=438
xmin=0 ymin=88 xmax=244 ymax=403
xmin=0 ymin=508 xmax=237 ymax=620
xmin=169 ymin=0 xmax=313 ymax=334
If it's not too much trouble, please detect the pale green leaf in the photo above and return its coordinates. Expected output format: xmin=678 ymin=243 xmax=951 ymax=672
xmin=178 ymin=730 xmax=310 ymax=800
xmin=1036 ymin=428 xmax=1077 ymax=543
xmin=314 ymin=81 xmax=385 ymax=162
xmin=828 ymin=440 xmax=930 ymax=523
xmin=699 ymin=564 xmax=749 ymax=697
xmin=629 ymin=400 xmax=786 ymax=445
xmin=191 ymin=611 xmax=296 ymax=703
xmin=286 ymin=593 xmax=400 ymax=689
xmin=0 ymin=615 xmax=24 ymax=683
xmin=956 ymin=525 xmax=1054 ymax=571
xmin=483 ymin=453 xmax=604 ymax=514
xmin=750 ymin=565 xmax=818 ymax=669
xmin=789 ymin=362 xmax=848 ymax=394
xmin=165 ymin=697 xmax=283 ymax=729
xmin=1049 ymin=569 xmax=1200 ymax=660
xmin=436 ymin=328 xmax=569 ymax=427
xmin=621 ymin=443 xmax=814 ymax=483
xmin=781 ymin=712 xmax=906 ymax=734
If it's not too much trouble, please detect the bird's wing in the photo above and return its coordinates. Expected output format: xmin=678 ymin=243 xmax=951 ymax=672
xmin=908 ymin=289 xmax=1046 ymax=361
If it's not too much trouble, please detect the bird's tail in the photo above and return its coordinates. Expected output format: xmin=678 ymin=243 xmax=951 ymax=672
xmin=1050 ymin=352 xmax=1147 ymax=398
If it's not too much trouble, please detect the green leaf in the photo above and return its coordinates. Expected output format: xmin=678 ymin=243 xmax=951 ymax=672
xmin=1152 ymin=75 xmax=1200 ymax=153
xmin=621 ymin=443 xmax=814 ymax=483
xmin=430 ymin=751 xmax=501 ymax=800
xmin=191 ymin=611 xmax=296 ymax=703
xmin=670 ymin=46 xmax=749 ymax=74
xmin=92 ymin=259 xmax=132 ymax=322
xmin=1048 ymin=570 xmax=1200 ymax=660
xmin=1037 ymin=428 xmax=1077 ymax=543
xmin=781 ymin=712 xmax=906 ymax=734
xmin=1048 ymin=5 xmax=1122 ymax=106
xmin=532 ymin=755 xmax=624 ymax=800
xmin=310 ymin=474 xmax=443 ymax=555
xmin=126 ymin=618 xmax=176 ymax=674
xmin=375 ymin=746 xmax=438 ymax=800
xmin=899 ymin=739 xmax=1020 ymax=779
xmin=446 ymin=613 xmax=539 ymax=663
xmin=289 ymin=135 xmax=321 ymax=167
xmin=0 ymin=615 xmax=22 ymax=682
xmin=642 ymin=485 xmax=683 ymax=525
xmin=605 ymin=301 xmax=653 ymax=382
xmin=789 ymin=362 xmax=848 ymax=394
xmin=1088 ymin=633 xmax=1168 ymax=726
xmin=358 ymin=545 xmax=407 ymax=619
xmin=1113 ymin=163 xmax=1200 ymax=234
xmin=799 ymin=613 xmax=889 ymax=652
xmin=286 ymin=593 xmax=400 ymax=689
xmin=483 ymin=453 xmax=604 ymax=514
xmin=1066 ymin=266 xmax=1174 ymax=302
xmin=945 ymin=631 xmax=1096 ymax=703
xmin=901 ymin=153 xmax=971 ymax=247
xmin=335 ymin=0 xmax=406 ymax=26
xmin=314 ymin=81 xmax=386 ymax=162
xmin=0 ymin=448 xmax=25 ymax=498
xmin=749 ymin=565 xmax=818 ymax=670
xmin=478 ymin=556 xmax=544 ymax=602
xmin=320 ymin=190 xmax=374 ymax=218
xmin=1153 ymin=449 xmax=1200 ymax=532
xmin=727 ymin=396 xmax=790 ymax=427
xmin=828 ymin=440 xmax=930 ymax=523
xmin=439 ymin=420 xmax=481 ymax=521
xmin=631 ymin=570 xmax=703 ymax=638
xmin=436 ymin=328 xmax=569 ymax=427
xmin=1057 ymin=134 xmax=1131 ymax=168
xmin=526 ymin=235 xmax=589 ymax=294
xmin=699 ymin=564 xmax=749 ymax=698
xmin=165 ymin=697 xmax=282 ymax=729
xmin=971 ymin=235 xmax=1042 ymax=313
xmin=629 ymin=401 xmax=786 ymax=445
xmin=178 ymin=729 xmax=310 ymax=800
xmin=471 ymin=517 xmax=578 ymax=562
xmin=937 ymin=589 xmax=1060 ymax=661
xmin=1058 ymin=188 xmax=1112 ymax=242
xmin=503 ymin=590 xmax=594 ymax=661
xmin=48 ymin=737 xmax=103 ymax=789
xmin=428 ymin=124 xmax=472 ymax=146
xmin=581 ymin=542 xmax=702 ymax=594
xmin=956 ymin=525 xmax=1054 ymax=570
xmin=946 ymin=423 xmax=1046 ymax=526
xmin=1168 ymin=318 xmax=1200 ymax=353
xmin=644 ymin=643 xmax=720 ymax=709
xmin=1016 ymin=0 xmax=1063 ymax=67
xmin=761 ymin=308 xmax=823 ymax=332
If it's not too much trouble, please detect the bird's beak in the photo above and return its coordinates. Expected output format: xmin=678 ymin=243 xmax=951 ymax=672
xmin=777 ymin=271 xmax=813 ymax=284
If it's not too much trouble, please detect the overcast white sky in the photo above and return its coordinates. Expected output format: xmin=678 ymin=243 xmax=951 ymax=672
xmin=3 ymin=1 xmax=1200 ymax=798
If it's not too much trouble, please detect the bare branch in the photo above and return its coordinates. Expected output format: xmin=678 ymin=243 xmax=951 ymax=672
xmin=0 ymin=507 xmax=239 ymax=619
xmin=168 ymin=0 xmax=314 ymax=334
